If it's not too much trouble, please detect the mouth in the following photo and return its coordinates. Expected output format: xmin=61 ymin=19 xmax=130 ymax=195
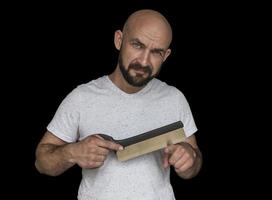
xmin=133 ymin=69 xmax=146 ymax=75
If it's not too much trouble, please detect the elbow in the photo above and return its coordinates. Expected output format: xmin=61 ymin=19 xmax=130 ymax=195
xmin=35 ymin=160 xmax=61 ymax=177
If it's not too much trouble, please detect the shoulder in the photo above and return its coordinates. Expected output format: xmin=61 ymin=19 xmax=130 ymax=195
xmin=62 ymin=76 xmax=108 ymax=105
xmin=75 ymin=76 xmax=108 ymax=93
xmin=152 ymin=78 xmax=186 ymax=99
xmin=73 ymin=76 xmax=109 ymax=95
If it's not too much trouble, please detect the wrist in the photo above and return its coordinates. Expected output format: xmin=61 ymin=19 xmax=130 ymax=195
xmin=65 ymin=143 xmax=77 ymax=164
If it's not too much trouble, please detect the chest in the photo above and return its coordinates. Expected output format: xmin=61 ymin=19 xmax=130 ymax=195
xmin=78 ymin=95 xmax=179 ymax=140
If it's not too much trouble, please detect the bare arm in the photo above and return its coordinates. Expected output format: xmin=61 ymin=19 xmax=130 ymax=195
xmin=35 ymin=131 xmax=77 ymax=176
xmin=163 ymin=134 xmax=203 ymax=179
xmin=35 ymin=131 xmax=123 ymax=176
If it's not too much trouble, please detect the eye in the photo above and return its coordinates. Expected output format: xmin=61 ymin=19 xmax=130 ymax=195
xmin=131 ymin=42 xmax=142 ymax=49
xmin=153 ymin=51 xmax=163 ymax=58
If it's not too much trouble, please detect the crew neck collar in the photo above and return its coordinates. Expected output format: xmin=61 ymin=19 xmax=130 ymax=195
xmin=105 ymin=75 xmax=154 ymax=97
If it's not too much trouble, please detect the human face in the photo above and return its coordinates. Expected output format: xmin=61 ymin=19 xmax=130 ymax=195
xmin=118 ymin=51 xmax=158 ymax=87
xmin=115 ymin=29 xmax=171 ymax=87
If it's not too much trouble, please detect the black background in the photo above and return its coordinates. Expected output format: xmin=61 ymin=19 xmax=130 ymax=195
xmin=4 ymin=1 xmax=268 ymax=199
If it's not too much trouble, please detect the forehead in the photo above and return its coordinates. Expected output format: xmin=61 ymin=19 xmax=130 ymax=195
xmin=125 ymin=26 xmax=169 ymax=49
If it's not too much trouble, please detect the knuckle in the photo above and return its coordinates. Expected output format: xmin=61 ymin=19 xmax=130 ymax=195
xmin=177 ymin=145 xmax=184 ymax=152
xmin=108 ymin=142 xmax=118 ymax=150
xmin=89 ymin=138 xmax=97 ymax=144
xmin=87 ymin=135 xmax=96 ymax=141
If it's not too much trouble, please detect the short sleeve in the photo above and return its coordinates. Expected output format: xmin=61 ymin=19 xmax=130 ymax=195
xmin=47 ymin=89 xmax=81 ymax=142
xmin=176 ymin=90 xmax=198 ymax=137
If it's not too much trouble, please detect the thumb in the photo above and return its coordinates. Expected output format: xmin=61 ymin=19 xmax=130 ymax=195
xmin=163 ymin=150 xmax=170 ymax=168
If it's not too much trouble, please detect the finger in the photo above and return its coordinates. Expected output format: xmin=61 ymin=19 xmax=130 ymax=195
xmin=93 ymin=134 xmax=123 ymax=151
xmin=179 ymin=142 xmax=197 ymax=157
xmin=94 ymin=134 xmax=104 ymax=140
xmin=164 ymin=144 xmax=177 ymax=168
xmin=176 ymin=159 xmax=193 ymax=173
xmin=175 ymin=153 xmax=195 ymax=173
xmin=96 ymin=139 xmax=123 ymax=151
xmin=173 ymin=154 xmax=189 ymax=169
xmin=88 ymin=154 xmax=106 ymax=162
xmin=163 ymin=151 xmax=170 ymax=168
xmin=93 ymin=161 xmax=104 ymax=168
xmin=174 ymin=158 xmax=185 ymax=169
xmin=82 ymin=161 xmax=104 ymax=169
xmin=165 ymin=144 xmax=178 ymax=154
xmin=93 ymin=146 xmax=110 ymax=156
xmin=169 ymin=148 xmax=185 ymax=165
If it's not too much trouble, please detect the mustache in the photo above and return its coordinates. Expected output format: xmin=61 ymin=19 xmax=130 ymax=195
xmin=128 ymin=63 xmax=152 ymax=74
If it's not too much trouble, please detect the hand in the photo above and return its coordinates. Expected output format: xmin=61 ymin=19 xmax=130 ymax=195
xmin=163 ymin=142 xmax=196 ymax=174
xmin=70 ymin=134 xmax=123 ymax=169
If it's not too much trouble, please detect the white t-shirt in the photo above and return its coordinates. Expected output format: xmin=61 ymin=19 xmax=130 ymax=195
xmin=47 ymin=75 xmax=197 ymax=200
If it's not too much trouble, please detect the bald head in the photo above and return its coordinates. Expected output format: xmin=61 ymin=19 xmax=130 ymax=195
xmin=123 ymin=9 xmax=173 ymax=48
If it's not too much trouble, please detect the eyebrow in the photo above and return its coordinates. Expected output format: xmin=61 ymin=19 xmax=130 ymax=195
xmin=131 ymin=38 xmax=166 ymax=53
xmin=130 ymin=38 xmax=145 ymax=47
xmin=151 ymin=48 xmax=165 ymax=54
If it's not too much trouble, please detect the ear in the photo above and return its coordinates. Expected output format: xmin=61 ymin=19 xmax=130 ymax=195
xmin=114 ymin=30 xmax=123 ymax=50
xmin=163 ymin=48 xmax=171 ymax=62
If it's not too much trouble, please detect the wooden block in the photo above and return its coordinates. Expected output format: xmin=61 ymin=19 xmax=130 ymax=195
xmin=116 ymin=128 xmax=185 ymax=161
xmin=98 ymin=121 xmax=186 ymax=161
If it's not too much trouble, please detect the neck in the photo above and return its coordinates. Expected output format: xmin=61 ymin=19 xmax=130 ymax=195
xmin=109 ymin=66 xmax=144 ymax=94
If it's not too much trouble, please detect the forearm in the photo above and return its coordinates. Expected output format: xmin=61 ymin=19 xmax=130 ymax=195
xmin=35 ymin=143 xmax=76 ymax=176
xmin=177 ymin=148 xmax=202 ymax=179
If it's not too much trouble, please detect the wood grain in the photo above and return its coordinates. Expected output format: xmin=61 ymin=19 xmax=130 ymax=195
xmin=116 ymin=128 xmax=186 ymax=161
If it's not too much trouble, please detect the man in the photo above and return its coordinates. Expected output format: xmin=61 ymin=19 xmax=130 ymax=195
xmin=35 ymin=9 xmax=202 ymax=200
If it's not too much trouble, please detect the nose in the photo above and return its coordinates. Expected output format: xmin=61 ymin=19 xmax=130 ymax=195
xmin=138 ymin=49 xmax=151 ymax=67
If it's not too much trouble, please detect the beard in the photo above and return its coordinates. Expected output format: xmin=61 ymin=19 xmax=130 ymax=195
xmin=118 ymin=55 xmax=161 ymax=87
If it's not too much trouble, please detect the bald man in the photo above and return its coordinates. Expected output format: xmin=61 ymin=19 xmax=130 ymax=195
xmin=35 ymin=9 xmax=202 ymax=200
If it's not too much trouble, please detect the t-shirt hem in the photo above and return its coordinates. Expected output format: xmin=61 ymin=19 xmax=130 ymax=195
xmin=184 ymin=127 xmax=198 ymax=137
xmin=47 ymin=126 xmax=75 ymax=143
